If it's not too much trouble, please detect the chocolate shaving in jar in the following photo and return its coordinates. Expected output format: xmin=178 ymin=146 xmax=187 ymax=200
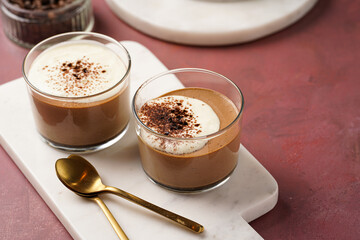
xmin=1 ymin=0 xmax=94 ymax=48
xmin=8 ymin=0 xmax=75 ymax=10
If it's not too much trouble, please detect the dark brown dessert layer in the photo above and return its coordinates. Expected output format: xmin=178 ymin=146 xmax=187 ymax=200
xmin=29 ymin=82 xmax=129 ymax=147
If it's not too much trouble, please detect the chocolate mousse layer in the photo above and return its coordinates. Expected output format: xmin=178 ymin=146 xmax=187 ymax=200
xmin=31 ymin=86 xmax=129 ymax=147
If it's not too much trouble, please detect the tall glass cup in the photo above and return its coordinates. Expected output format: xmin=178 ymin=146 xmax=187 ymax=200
xmin=132 ymin=68 xmax=244 ymax=192
xmin=23 ymin=32 xmax=131 ymax=152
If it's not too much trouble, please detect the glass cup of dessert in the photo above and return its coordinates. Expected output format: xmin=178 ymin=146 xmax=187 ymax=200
xmin=132 ymin=68 xmax=244 ymax=192
xmin=23 ymin=32 xmax=131 ymax=152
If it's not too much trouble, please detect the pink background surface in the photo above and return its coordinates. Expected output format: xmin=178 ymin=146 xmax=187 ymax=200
xmin=1 ymin=0 xmax=359 ymax=239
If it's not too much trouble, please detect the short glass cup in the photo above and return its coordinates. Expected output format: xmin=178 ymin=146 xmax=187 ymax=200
xmin=23 ymin=32 xmax=131 ymax=152
xmin=132 ymin=68 xmax=244 ymax=192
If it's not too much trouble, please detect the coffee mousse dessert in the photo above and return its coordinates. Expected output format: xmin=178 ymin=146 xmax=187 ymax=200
xmin=136 ymin=88 xmax=242 ymax=191
xmin=25 ymin=40 xmax=130 ymax=150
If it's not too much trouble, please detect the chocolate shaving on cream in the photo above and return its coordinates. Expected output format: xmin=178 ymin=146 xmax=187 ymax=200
xmin=43 ymin=57 xmax=108 ymax=96
xmin=138 ymin=96 xmax=202 ymax=138
xmin=138 ymin=95 xmax=220 ymax=154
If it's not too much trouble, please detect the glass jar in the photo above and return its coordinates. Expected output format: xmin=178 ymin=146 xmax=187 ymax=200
xmin=0 ymin=0 xmax=94 ymax=48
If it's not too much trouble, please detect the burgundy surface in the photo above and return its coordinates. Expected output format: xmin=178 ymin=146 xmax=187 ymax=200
xmin=0 ymin=0 xmax=359 ymax=239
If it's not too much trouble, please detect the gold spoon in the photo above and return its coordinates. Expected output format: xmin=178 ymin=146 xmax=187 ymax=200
xmin=89 ymin=196 xmax=129 ymax=240
xmin=55 ymin=156 xmax=129 ymax=240
xmin=55 ymin=154 xmax=204 ymax=234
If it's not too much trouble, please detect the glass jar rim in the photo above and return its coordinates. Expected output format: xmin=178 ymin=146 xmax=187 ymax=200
xmin=22 ymin=31 xmax=131 ymax=100
xmin=132 ymin=68 xmax=244 ymax=141
xmin=1 ymin=0 xmax=85 ymax=17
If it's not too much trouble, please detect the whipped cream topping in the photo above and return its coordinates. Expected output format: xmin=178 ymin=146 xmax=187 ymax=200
xmin=138 ymin=95 xmax=220 ymax=154
xmin=27 ymin=40 xmax=126 ymax=98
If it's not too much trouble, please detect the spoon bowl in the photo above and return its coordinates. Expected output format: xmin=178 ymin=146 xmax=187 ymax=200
xmin=55 ymin=154 xmax=204 ymax=233
xmin=56 ymin=154 xmax=105 ymax=195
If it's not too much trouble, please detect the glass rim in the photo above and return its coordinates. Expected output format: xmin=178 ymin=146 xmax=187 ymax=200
xmin=1 ymin=0 xmax=86 ymax=16
xmin=22 ymin=31 xmax=131 ymax=100
xmin=132 ymin=68 xmax=244 ymax=141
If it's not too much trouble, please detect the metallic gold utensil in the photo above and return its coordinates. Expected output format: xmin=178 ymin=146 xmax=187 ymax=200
xmin=55 ymin=156 xmax=129 ymax=240
xmin=90 ymin=196 xmax=129 ymax=240
xmin=55 ymin=154 xmax=204 ymax=234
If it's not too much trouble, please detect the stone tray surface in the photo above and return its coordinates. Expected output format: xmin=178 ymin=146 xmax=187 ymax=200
xmin=0 ymin=41 xmax=278 ymax=239
xmin=105 ymin=0 xmax=318 ymax=45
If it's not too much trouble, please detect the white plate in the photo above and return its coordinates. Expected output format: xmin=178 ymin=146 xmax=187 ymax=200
xmin=106 ymin=0 xmax=317 ymax=45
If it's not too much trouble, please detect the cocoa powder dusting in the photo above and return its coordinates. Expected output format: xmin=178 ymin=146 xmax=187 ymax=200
xmin=138 ymin=96 xmax=202 ymax=138
xmin=45 ymin=57 xmax=108 ymax=96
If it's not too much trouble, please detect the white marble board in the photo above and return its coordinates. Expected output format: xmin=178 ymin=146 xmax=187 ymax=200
xmin=0 ymin=41 xmax=278 ymax=239
xmin=106 ymin=0 xmax=318 ymax=46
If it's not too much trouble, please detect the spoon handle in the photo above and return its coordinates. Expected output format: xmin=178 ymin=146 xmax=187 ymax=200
xmin=105 ymin=186 xmax=204 ymax=233
xmin=92 ymin=196 xmax=129 ymax=240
